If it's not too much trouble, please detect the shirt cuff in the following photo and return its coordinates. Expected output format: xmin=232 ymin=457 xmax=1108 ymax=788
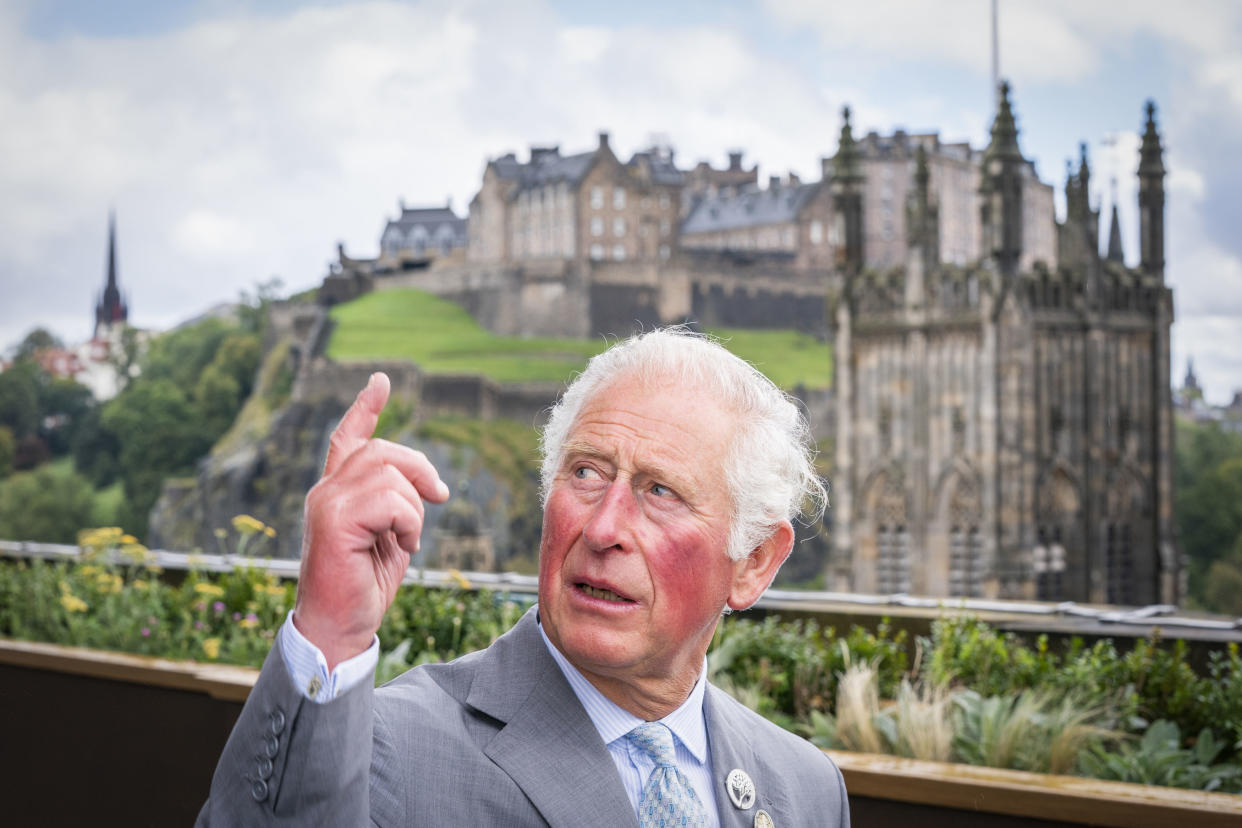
xmin=277 ymin=610 xmax=379 ymax=703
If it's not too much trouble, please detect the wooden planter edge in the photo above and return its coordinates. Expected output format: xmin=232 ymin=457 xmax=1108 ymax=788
xmin=4 ymin=637 xmax=1240 ymax=826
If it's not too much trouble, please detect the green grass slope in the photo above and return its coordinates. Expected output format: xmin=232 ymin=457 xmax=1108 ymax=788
xmin=328 ymin=289 xmax=832 ymax=389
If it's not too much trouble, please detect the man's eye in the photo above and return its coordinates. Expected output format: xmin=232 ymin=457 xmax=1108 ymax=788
xmin=574 ymin=466 xmax=596 ymax=479
xmin=650 ymin=483 xmax=673 ymax=498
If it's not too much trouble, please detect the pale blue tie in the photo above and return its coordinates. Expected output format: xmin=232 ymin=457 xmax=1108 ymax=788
xmin=626 ymin=722 xmax=709 ymax=828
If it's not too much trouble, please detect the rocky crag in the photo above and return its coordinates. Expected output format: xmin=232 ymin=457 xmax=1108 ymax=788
xmin=147 ymin=302 xmax=556 ymax=569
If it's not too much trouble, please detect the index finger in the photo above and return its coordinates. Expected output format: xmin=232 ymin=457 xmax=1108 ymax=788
xmin=324 ymin=372 xmax=390 ymax=477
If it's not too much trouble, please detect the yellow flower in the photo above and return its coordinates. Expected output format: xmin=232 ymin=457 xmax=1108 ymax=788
xmin=263 ymin=526 xmax=277 ymax=539
xmin=80 ymin=565 xmax=100 ymax=578
xmin=202 ymin=638 xmax=221 ymax=659
xmin=133 ymin=580 xmax=151 ymax=591
xmin=194 ymin=582 xmax=225 ymax=597
xmin=120 ymin=542 xmax=151 ymax=563
xmin=121 ymin=534 xmax=138 ymax=544
xmin=261 ymin=584 xmax=286 ymax=598
xmin=448 ymin=569 xmax=473 ymax=590
xmin=232 ymin=514 xmax=267 ymax=536
xmin=239 ymin=616 xmax=259 ymax=629
xmin=96 ymin=573 xmax=123 ymax=594
xmin=60 ymin=593 xmax=88 ymax=613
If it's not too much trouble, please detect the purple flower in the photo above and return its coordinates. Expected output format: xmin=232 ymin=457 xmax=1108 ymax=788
xmin=194 ymin=620 xmax=205 ymax=630
xmin=233 ymin=612 xmax=241 ymax=621
xmin=246 ymin=612 xmax=258 ymax=622
xmin=140 ymin=627 xmax=151 ymax=637
xmin=213 ymin=601 xmax=225 ymax=613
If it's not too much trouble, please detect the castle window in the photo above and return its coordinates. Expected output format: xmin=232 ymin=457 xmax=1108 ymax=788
xmin=591 ymin=217 xmax=604 ymax=237
xmin=810 ymin=220 xmax=824 ymax=244
xmin=1033 ymin=527 xmax=1067 ymax=600
xmin=877 ymin=525 xmax=911 ymax=594
xmin=949 ymin=526 xmax=983 ymax=597
xmin=613 ymin=187 xmax=626 ymax=209
xmin=659 ymin=244 xmax=671 ymax=260
xmin=613 ymin=217 xmax=627 ymax=237
xmin=590 ymin=243 xmax=604 ymax=260
xmin=1105 ymin=523 xmax=1135 ymax=605
xmin=659 ymin=193 xmax=671 ymax=210
xmin=612 ymin=243 xmax=626 ymax=260
xmin=591 ymin=187 xmax=604 ymax=209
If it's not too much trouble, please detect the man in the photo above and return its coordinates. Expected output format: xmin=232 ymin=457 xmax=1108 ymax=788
xmin=198 ymin=328 xmax=850 ymax=826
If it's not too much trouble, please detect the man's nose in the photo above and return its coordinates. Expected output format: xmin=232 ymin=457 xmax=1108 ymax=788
xmin=582 ymin=479 xmax=636 ymax=553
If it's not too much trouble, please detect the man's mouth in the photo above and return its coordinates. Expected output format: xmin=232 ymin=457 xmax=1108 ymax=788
xmin=577 ymin=583 xmax=632 ymax=603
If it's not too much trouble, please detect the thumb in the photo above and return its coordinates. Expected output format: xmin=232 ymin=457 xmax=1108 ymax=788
xmin=324 ymin=372 xmax=390 ymax=476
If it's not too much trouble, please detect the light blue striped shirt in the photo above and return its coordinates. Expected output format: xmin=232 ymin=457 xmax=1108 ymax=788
xmin=278 ymin=611 xmax=720 ymax=825
xmin=537 ymin=622 xmax=721 ymax=826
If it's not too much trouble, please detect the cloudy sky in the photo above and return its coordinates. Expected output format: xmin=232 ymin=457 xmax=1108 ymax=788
xmin=2 ymin=0 xmax=1240 ymax=402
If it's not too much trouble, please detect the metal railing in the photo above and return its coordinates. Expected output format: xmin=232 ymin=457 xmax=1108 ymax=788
xmin=5 ymin=539 xmax=1239 ymax=634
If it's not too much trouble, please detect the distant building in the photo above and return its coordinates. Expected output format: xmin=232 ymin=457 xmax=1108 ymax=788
xmin=1175 ymin=359 xmax=1242 ymax=433
xmin=679 ymin=173 xmax=836 ymax=272
xmin=466 ymin=132 xmax=683 ymax=266
xmin=681 ymin=150 xmax=759 ymax=214
xmin=379 ymin=202 xmax=467 ymax=262
xmin=94 ymin=211 xmax=128 ymax=339
xmin=854 ymin=126 xmax=1057 ymax=272
xmin=831 ymin=87 xmax=1177 ymax=606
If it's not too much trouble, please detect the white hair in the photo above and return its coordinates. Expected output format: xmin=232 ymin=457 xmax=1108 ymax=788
xmin=539 ymin=327 xmax=827 ymax=561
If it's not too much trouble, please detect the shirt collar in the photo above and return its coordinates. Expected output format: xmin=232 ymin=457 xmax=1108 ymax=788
xmin=537 ymin=618 xmax=710 ymax=764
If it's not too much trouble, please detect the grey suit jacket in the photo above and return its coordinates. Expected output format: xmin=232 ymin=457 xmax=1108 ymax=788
xmin=198 ymin=608 xmax=850 ymax=826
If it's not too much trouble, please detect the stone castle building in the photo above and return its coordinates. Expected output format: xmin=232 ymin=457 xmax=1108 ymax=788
xmin=830 ymin=85 xmax=1177 ymax=605
xmin=466 ymin=132 xmax=683 ymax=266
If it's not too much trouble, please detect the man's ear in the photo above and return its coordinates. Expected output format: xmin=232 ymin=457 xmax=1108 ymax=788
xmin=727 ymin=521 xmax=794 ymax=611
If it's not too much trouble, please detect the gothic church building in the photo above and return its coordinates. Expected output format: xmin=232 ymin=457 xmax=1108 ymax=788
xmin=830 ymin=84 xmax=1177 ymax=605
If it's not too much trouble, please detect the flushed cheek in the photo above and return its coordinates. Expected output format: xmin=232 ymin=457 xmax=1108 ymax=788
xmin=646 ymin=535 xmax=733 ymax=629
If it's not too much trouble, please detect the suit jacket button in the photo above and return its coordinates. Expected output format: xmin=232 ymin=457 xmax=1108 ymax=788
xmin=251 ymin=779 xmax=269 ymax=802
xmin=264 ymin=735 xmax=280 ymax=759
xmin=269 ymin=709 xmax=286 ymax=735
xmin=256 ymin=756 xmax=274 ymax=780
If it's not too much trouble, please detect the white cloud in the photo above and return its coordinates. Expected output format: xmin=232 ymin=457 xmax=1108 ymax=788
xmin=0 ymin=0 xmax=1239 ymax=404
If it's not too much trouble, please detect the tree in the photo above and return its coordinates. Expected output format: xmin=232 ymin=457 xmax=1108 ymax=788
xmin=11 ymin=327 xmax=62 ymax=362
xmin=0 ymin=464 xmax=95 ymax=543
xmin=102 ymin=379 xmax=213 ymax=539
xmin=0 ymin=361 xmax=40 ymax=441
xmin=37 ymin=376 xmax=94 ymax=456
xmin=0 ymin=426 xmax=14 ymax=479
xmin=1176 ymin=417 xmax=1242 ymax=609
xmin=71 ymin=406 xmax=120 ymax=487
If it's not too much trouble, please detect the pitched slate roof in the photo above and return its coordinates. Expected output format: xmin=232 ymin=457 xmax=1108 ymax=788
xmin=381 ymin=205 xmax=466 ymax=252
xmin=628 ymin=150 xmax=684 ymax=186
xmin=681 ymin=182 xmax=821 ymax=234
xmin=493 ymin=148 xmax=598 ymax=195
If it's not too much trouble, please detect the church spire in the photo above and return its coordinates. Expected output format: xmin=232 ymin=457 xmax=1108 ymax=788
xmin=95 ymin=210 xmax=128 ymax=339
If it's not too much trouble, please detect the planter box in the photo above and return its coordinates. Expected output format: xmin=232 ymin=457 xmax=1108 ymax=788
xmin=3 ymin=638 xmax=1241 ymax=826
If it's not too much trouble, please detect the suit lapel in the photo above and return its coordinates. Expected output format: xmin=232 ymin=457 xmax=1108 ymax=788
xmin=468 ymin=610 xmax=637 ymax=828
xmin=705 ymin=685 xmax=789 ymax=827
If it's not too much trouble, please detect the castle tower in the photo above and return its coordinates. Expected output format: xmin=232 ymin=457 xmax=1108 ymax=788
xmin=1138 ymin=100 xmax=1166 ymax=280
xmin=94 ymin=211 xmax=128 ymax=339
xmin=979 ymin=81 xmax=1024 ymax=276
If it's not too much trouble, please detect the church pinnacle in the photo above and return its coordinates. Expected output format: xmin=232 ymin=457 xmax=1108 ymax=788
xmin=94 ymin=210 xmax=129 ymax=339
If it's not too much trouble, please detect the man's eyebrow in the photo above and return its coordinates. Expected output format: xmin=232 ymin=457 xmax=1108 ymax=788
xmin=559 ymin=440 xmax=608 ymax=463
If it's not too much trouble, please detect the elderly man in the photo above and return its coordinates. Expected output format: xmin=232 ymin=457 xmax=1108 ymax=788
xmin=199 ymin=328 xmax=850 ymax=827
